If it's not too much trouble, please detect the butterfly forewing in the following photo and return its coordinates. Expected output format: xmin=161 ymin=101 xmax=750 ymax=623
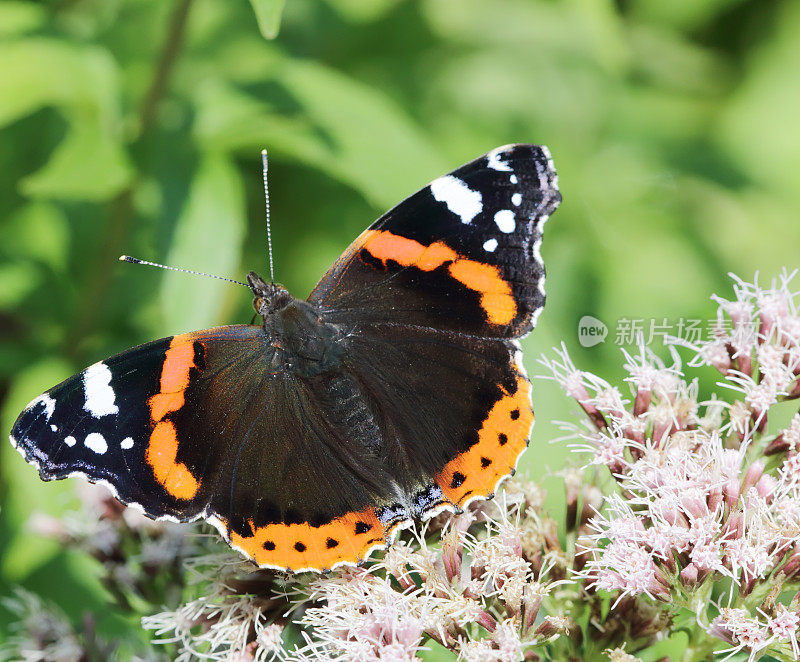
xmin=310 ymin=144 xmax=560 ymax=339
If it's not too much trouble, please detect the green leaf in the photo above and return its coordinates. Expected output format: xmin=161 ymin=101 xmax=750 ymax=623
xmin=0 ymin=261 xmax=42 ymax=309
xmin=276 ymin=60 xmax=447 ymax=207
xmin=160 ymin=152 xmax=247 ymax=332
xmin=19 ymin=119 xmax=132 ymax=201
xmin=193 ymin=62 xmax=446 ymax=209
xmin=716 ymin=1 xmax=800 ymax=198
xmin=248 ymin=0 xmax=286 ymax=39
xmin=0 ymin=38 xmax=121 ymax=128
xmin=0 ymin=202 xmax=70 ymax=271
xmin=324 ymin=0 xmax=402 ymax=23
xmin=0 ymin=1 xmax=46 ymax=36
xmin=0 ymin=38 xmax=129 ymax=201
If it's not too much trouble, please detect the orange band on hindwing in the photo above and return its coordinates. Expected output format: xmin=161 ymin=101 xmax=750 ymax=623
xmin=436 ymin=373 xmax=533 ymax=506
xmin=145 ymin=335 xmax=203 ymax=501
xmin=225 ymin=507 xmax=388 ymax=571
xmin=359 ymin=230 xmax=517 ymax=325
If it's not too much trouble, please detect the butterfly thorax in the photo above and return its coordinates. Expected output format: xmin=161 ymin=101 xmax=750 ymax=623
xmin=248 ymin=271 xmax=343 ymax=378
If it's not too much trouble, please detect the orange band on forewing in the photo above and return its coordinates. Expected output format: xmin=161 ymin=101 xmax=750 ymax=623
xmin=436 ymin=374 xmax=533 ymax=506
xmin=145 ymin=334 xmax=202 ymax=501
xmin=149 ymin=392 xmax=185 ymax=423
xmin=362 ymin=231 xmax=434 ymax=267
xmin=447 ymin=261 xmax=515 ymax=325
xmin=146 ymin=420 xmax=199 ymax=500
xmin=361 ymin=230 xmax=516 ymax=325
xmin=227 ymin=507 xmax=387 ymax=571
xmin=160 ymin=339 xmax=196 ymax=392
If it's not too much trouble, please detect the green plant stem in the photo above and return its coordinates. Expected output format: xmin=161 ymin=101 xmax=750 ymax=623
xmin=66 ymin=0 xmax=194 ymax=361
xmin=138 ymin=0 xmax=193 ymax=136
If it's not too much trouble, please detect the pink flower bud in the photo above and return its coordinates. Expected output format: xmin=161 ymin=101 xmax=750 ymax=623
xmin=707 ymin=487 xmax=723 ymax=514
xmin=476 ymin=609 xmax=497 ymax=632
xmin=738 ymin=352 xmax=753 ymax=378
xmin=441 ymin=538 xmax=462 ymax=584
xmin=724 ymin=479 xmax=740 ymax=507
xmin=755 ymin=474 xmax=777 ymax=499
xmin=723 ymin=512 xmax=744 ymax=540
xmin=708 ymin=618 xmax=736 ymax=645
xmin=634 ymin=388 xmax=652 ymax=416
xmin=781 ymin=547 xmax=800 ymax=579
xmin=765 ymin=433 xmax=790 ymax=456
xmin=740 ymin=461 xmax=764 ymax=494
xmin=522 ymin=591 xmax=543 ymax=635
xmin=578 ymin=399 xmax=608 ymax=431
xmin=680 ymin=563 xmax=699 ymax=590
xmin=740 ymin=574 xmax=757 ymax=597
xmin=534 ymin=615 xmax=570 ymax=638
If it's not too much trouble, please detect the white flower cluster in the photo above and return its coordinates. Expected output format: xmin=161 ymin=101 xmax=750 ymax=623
xmin=280 ymin=496 xmax=570 ymax=662
xmin=139 ymin=489 xmax=571 ymax=662
xmin=142 ymin=554 xmax=286 ymax=662
xmin=542 ymin=271 xmax=800 ymax=661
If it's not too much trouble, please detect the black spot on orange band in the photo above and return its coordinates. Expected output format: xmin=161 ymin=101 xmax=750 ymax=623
xmin=226 ymin=507 xmax=391 ymax=571
xmin=436 ymin=372 xmax=533 ymax=507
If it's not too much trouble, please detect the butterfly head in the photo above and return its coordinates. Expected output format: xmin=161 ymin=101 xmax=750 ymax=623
xmin=247 ymin=271 xmax=292 ymax=320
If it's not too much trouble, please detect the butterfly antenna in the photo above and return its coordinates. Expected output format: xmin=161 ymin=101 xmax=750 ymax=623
xmin=261 ymin=149 xmax=275 ymax=285
xmin=119 ymin=255 xmax=250 ymax=287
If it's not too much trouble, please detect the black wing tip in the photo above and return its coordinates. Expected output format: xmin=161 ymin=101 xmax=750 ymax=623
xmin=487 ymin=142 xmax=555 ymax=164
xmin=9 ymin=432 xmax=57 ymax=481
xmin=477 ymin=143 xmax=560 ymax=196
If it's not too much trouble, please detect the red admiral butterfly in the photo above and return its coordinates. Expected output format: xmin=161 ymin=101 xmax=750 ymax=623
xmin=10 ymin=144 xmax=561 ymax=572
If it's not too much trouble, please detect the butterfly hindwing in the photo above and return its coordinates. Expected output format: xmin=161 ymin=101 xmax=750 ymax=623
xmin=310 ymin=144 xmax=560 ymax=339
xmin=342 ymin=324 xmax=532 ymax=512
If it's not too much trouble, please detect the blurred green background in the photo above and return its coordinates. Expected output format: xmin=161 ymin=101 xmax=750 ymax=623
xmin=1 ymin=0 xmax=799 ymax=653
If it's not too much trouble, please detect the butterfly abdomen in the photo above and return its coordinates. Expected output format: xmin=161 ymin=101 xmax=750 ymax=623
xmin=316 ymin=373 xmax=383 ymax=456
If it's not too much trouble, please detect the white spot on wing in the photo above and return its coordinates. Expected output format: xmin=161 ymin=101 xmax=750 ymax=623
xmin=50 ymin=424 xmax=58 ymax=432
xmin=510 ymin=174 xmax=518 ymax=184
xmin=121 ymin=437 xmax=134 ymax=450
xmin=430 ymin=175 xmax=482 ymax=224
xmin=511 ymin=193 xmax=522 ymax=206
xmin=83 ymin=363 xmax=118 ymax=418
xmin=494 ymin=210 xmax=516 ymax=233
xmin=65 ymin=435 xmax=76 ymax=447
xmin=487 ymin=147 xmax=512 ymax=171
xmin=26 ymin=393 xmax=56 ymax=420
xmin=84 ymin=432 xmax=107 ymax=454
xmin=483 ymin=238 xmax=498 ymax=252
